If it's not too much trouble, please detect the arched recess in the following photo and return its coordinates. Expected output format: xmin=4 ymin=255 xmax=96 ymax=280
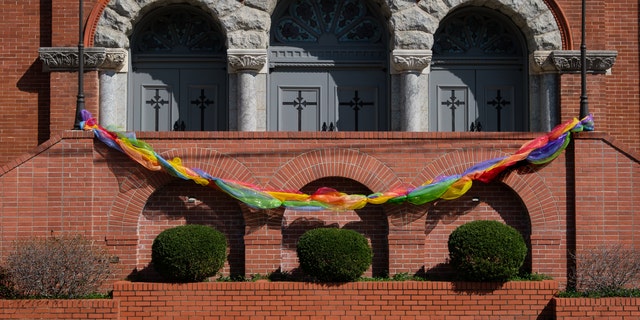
xmin=270 ymin=148 xmax=400 ymax=277
xmin=414 ymin=148 xmax=564 ymax=276
xmin=139 ymin=179 xmax=246 ymax=278
xmin=423 ymin=182 xmax=532 ymax=277
xmin=281 ymin=177 xmax=388 ymax=277
xmin=412 ymin=0 xmax=565 ymax=52
xmin=106 ymin=148 xmax=260 ymax=235
xmin=89 ymin=0 xmax=237 ymax=131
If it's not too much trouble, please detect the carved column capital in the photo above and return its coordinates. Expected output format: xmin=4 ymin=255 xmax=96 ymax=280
xmin=549 ymin=50 xmax=617 ymax=74
xmin=101 ymin=48 xmax=127 ymax=70
xmin=227 ymin=49 xmax=267 ymax=73
xmin=530 ymin=51 xmax=557 ymax=74
xmin=391 ymin=49 xmax=432 ymax=74
xmin=38 ymin=47 xmax=127 ymax=72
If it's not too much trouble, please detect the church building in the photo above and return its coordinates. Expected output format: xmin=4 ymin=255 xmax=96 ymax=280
xmin=0 ymin=0 xmax=637 ymax=288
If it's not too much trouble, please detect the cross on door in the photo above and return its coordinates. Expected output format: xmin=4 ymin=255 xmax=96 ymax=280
xmin=339 ymin=90 xmax=374 ymax=131
xmin=191 ymin=89 xmax=214 ymax=131
xmin=441 ymin=90 xmax=465 ymax=131
xmin=487 ymin=89 xmax=510 ymax=132
xmin=146 ymin=88 xmax=169 ymax=131
xmin=282 ymin=90 xmax=317 ymax=131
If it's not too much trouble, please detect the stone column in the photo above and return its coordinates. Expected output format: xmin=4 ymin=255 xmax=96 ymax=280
xmin=227 ymin=49 xmax=267 ymax=132
xmin=391 ymin=49 xmax=432 ymax=132
xmin=530 ymin=51 xmax=561 ymax=132
xmin=98 ymin=49 xmax=127 ymax=129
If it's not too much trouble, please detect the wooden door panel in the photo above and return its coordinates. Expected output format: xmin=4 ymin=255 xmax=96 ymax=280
xmin=180 ymin=69 xmax=223 ymax=131
xmin=429 ymin=69 xmax=475 ymax=132
xmin=131 ymin=67 xmax=226 ymax=131
xmin=269 ymin=72 xmax=327 ymax=131
xmin=132 ymin=69 xmax=179 ymax=131
xmin=476 ymin=69 xmax=522 ymax=132
xmin=278 ymin=87 xmax=321 ymax=131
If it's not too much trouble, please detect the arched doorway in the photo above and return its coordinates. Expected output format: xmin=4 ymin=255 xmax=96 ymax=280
xmin=128 ymin=4 xmax=228 ymax=131
xmin=268 ymin=0 xmax=390 ymax=131
xmin=429 ymin=7 xmax=528 ymax=132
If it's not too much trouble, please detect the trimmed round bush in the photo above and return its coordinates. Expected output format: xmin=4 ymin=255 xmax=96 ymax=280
xmin=296 ymin=228 xmax=372 ymax=282
xmin=152 ymin=224 xmax=227 ymax=282
xmin=448 ymin=220 xmax=527 ymax=282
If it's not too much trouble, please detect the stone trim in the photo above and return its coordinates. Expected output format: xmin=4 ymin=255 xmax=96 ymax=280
xmin=391 ymin=49 xmax=432 ymax=74
xmin=38 ymin=47 xmax=126 ymax=72
xmin=227 ymin=49 xmax=267 ymax=73
xmin=531 ymin=50 xmax=617 ymax=74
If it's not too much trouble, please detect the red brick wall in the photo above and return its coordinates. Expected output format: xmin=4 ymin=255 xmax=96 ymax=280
xmin=604 ymin=0 xmax=640 ymax=151
xmin=554 ymin=297 xmax=640 ymax=319
xmin=0 ymin=0 xmax=52 ymax=165
xmin=0 ymin=281 xmax=558 ymax=319
xmin=0 ymin=299 xmax=118 ymax=320
xmin=1 ymin=131 xmax=637 ymax=289
xmin=111 ymin=280 xmax=558 ymax=319
xmin=6 ymin=282 xmax=640 ymax=319
xmin=573 ymin=133 xmax=640 ymax=282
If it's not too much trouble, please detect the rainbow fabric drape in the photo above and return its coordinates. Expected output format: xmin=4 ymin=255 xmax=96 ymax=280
xmin=81 ymin=110 xmax=593 ymax=211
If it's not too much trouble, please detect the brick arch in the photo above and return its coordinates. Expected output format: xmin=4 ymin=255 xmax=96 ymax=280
xmin=85 ymin=0 xmax=110 ymax=46
xmin=268 ymin=148 xmax=402 ymax=194
xmin=412 ymin=148 xmax=561 ymax=233
xmin=107 ymin=148 xmax=259 ymax=234
xmin=540 ymin=0 xmax=573 ymax=48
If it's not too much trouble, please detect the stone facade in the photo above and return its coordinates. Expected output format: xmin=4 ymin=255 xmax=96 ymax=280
xmin=77 ymin=0 xmax=613 ymax=132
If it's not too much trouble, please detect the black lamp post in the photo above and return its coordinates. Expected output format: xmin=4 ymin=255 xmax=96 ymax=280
xmin=579 ymin=0 xmax=588 ymax=119
xmin=73 ymin=0 xmax=85 ymax=130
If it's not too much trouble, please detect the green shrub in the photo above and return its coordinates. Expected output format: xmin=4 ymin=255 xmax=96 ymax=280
xmin=4 ymin=235 xmax=112 ymax=298
xmin=152 ymin=224 xmax=227 ymax=282
xmin=296 ymin=228 xmax=372 ymax=282
xmin=448 ymin=220 xmax=527 ymax=282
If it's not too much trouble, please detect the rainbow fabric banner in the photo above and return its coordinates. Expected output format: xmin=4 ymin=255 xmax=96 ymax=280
xmin=81 ymin=110 xmax=593 ymax=211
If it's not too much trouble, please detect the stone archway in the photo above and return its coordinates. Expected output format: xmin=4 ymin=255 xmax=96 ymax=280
xmin=128 ymin=4 xmax=228 ymax=132
xmin=390 ymin=0 xmax=565 ymax=51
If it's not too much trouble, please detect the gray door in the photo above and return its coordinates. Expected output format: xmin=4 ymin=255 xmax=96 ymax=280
xmin=131 ymin=66 xmax=225 ymax=131
xmin=430 ymin=68 xmax=523 ymax=132
xmin=430 ymin=7 xmax=528 ymax=132
xmin=269 ymin=69 xmax=385 ymax=131
xmin=129 ymin=4 xmax=227 ymax=131
xmin=132 ymin=68 xmax=178 ymax=132
xmin=268 ymin=0 xmax=389 ymax=132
